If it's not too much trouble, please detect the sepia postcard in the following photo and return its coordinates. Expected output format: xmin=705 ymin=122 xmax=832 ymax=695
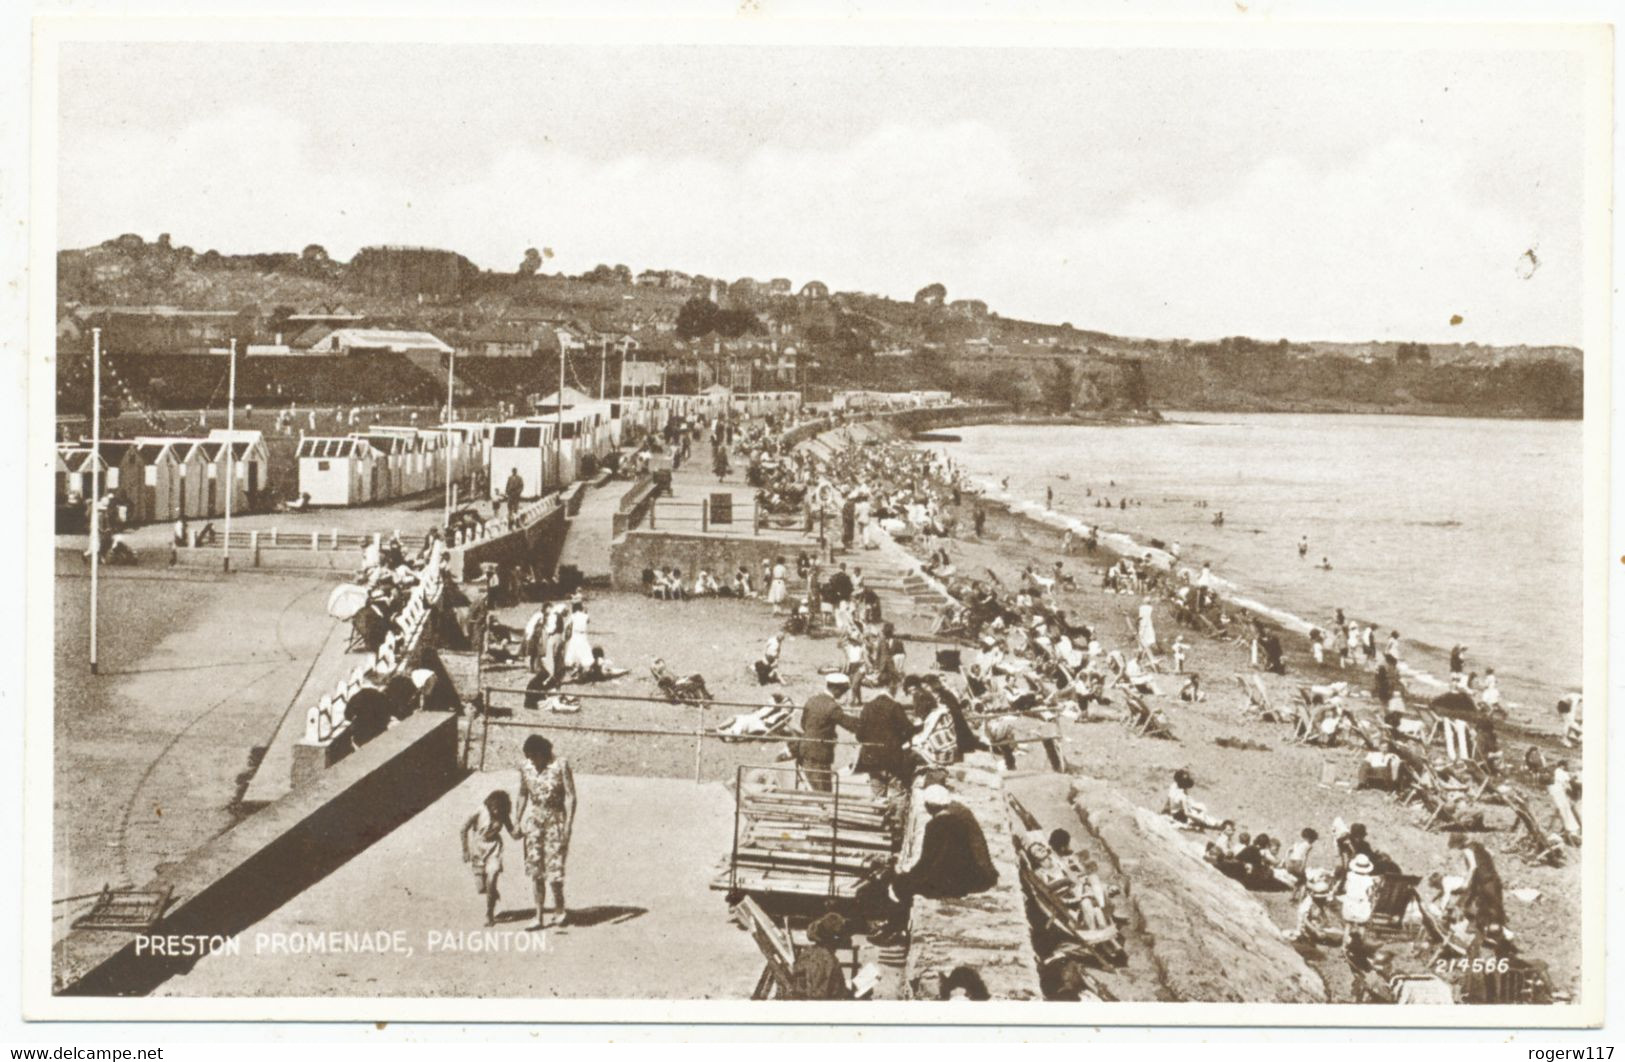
xmin=21 ymin=11 xmax=1612 ymax=1028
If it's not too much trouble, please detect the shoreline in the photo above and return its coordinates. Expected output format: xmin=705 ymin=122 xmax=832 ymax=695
xmin=885 ymin=416 xmax=1573 ymax=751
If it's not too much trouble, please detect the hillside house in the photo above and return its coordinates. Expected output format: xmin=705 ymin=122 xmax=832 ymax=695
xmin=305 ymin=328 xmax=453 ymax=356
xmin=767 ymin=278 xmax=793 ymax=297
xmin=465 ymin=324 xmax=536 ymax=358
xmin=798 ymin=280 xmax=829 ymax=300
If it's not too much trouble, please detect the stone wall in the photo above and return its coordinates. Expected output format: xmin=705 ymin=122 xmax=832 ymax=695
xmin=1068 ymin=775 xmax=1326 ymax=1003
xmin=901 ymin=753 xmax=1043 ymax=1000
xmin=58 ymin=713 xmax=462 ymax=997
xmin=608 ymin=529 xmax=817 ymax=592
xmin=449 ymin=502 xmax=569 ymax=582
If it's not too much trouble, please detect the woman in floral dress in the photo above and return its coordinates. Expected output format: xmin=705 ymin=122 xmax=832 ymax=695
xmin=516 ymin=734 xmax=577 ymax=929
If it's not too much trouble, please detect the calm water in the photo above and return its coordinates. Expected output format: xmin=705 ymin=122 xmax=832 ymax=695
xmin=935 ymin=413 xmax=1582 ymax=705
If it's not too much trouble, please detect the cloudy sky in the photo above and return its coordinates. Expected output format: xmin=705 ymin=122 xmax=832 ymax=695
xmin=56 ymin=39 xmax=1596 ymax=345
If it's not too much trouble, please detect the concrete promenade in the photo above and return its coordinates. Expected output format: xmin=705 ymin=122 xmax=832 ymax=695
xmin=155 ymin=772 xmax=763 ymax=999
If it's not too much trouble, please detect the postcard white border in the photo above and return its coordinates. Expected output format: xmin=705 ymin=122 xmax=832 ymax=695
xmin=21 ymin=10 xmax=1613 ymax=1028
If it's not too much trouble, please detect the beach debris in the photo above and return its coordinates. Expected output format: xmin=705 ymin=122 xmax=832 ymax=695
xmin=1511 ymin=888 xmax=1542 ymax=905
xmin=1215 ymin=735 xmax=1271 ymax=752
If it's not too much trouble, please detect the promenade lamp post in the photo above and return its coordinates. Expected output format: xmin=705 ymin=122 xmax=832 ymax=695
xmin=222 ymin=338 xmax=238 ymax=572
xmin=88 ymin=327 xmax=102 ymax=674
xmin=444 ymin=348 xmax=457 ymax=528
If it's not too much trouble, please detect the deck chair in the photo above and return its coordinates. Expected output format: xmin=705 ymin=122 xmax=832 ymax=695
xmin=650 ymin=660 xmax=713 ymax=706
xmin=1500 ymin=787 xmax=1566 ymax=866
xmin=1365 ymin=874 xmax=1423 ymax=936
xmin=1235 ymin=674 xmax=1286 ymax=725
xmin=1122 ymin=692 xmax=1174 ymax=740
xmin=716 ymin=697 xmax=796 ymax=743
xmin=1124 ymin=614 xmax=1164 ymax=673
xmin=730 ymin=896 xmax=799 ymax=1000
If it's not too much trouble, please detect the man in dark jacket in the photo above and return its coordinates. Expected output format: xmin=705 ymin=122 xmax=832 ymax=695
xmin=892 ymin=785 xmax=998 ymax=900
xmin=797 ymin=673 xmax=848 ymax=792
xmin=823 ymin=563 xmax=854 ymax=606
xmin=841 ymin=684 xmax=917 ymax=799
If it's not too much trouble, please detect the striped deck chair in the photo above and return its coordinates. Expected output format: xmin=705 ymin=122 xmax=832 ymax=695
xmin=1366 ymin=873 xmax=1423 ymax=936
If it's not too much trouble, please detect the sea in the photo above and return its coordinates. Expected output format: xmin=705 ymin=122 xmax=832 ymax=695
xmin=931 ymin=412 xmax=1582 ymax=716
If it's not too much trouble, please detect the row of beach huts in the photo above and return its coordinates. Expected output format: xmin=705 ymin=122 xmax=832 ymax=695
xmin=55 ymin=429 xmax=271 ymax=525
xmin=54 ymin=388 xmax=813 ymax=525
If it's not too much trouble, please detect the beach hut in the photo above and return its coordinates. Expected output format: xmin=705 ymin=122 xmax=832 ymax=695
xmin=81 ymin=441 xmax=147 ymax=525
xmin=207 ymin=429 xmax=271 ymax=508
xmin=488 ymin=418 xmax=557 ymax=499
xmin=298 ymin=436 xmax=368 ymax=506
xmin=136 ymin=441 xmax=183 ymax=522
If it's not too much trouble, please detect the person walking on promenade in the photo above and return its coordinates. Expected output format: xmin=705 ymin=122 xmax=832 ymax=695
xmin=516 ymin=735 xmax=576 ymax=930
xmin=504 ymin=468 xmax=524 ymax=527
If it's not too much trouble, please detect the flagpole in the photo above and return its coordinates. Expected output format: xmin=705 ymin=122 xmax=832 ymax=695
xmin=89 ymin=327 xmax=101 ymax=675
xmin=599 ymin=336 xmax=608 ymax=400
xmin=222 ymin=338 xmax=236 ymax=572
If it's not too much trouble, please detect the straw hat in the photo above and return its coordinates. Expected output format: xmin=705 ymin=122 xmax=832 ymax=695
xmin=1349 ymin=854 xmax=1375 ymax=875
xmin=922 ymin=784 xmax=953 ymax=808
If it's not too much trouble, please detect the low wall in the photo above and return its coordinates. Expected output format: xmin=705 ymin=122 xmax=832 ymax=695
xmin=57 ymin=712 xmax=463 ymax=997
xmin=449 ymin=502 xmax=569 ymax=582
xmin=901 ymin=753 xmax=1042 ymax=1001
xmin=611 ymin=475 xmax=661 ymax=539
xmin=1068 ymin=775 xmax=1326 ymax=1004
xmin=608 ymin=529 xmax=818 ymax=592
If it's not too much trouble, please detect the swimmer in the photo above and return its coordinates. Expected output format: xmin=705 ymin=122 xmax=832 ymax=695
xmin=1318 ymin=557 xmax=1332 ymax=571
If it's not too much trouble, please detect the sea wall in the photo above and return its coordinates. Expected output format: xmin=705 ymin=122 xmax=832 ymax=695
xmin=449 ymin=500 xmax=568 ymax=582
xmin=609 ymin=530 xmax=808 ymax=593
xmin=901 ymin=754 xmax=1043 ymax=1001
xmin=58 ymin=712 xmax=463 ymax=997
xmin=1067 ymin=775 xmax=1326 ymax=1004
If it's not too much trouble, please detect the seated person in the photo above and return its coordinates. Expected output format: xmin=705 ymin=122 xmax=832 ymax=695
xmin=694 ymin=569 xmax=721 ymax=597
xmin=754 ymin=634 xmax=784 ymax=685
xmin=1179 ymin=674 xmax=1206 ymax=702
xmin=888 ymin=785 xmax=998 ymax=902
xmin=579 ymin=647 xmax=628 ymax=683
xmin=715 ymin=693 xmax=796 ymax=741
xmin=1294 ymin=870 xmax=1346 ymax=947
xmin=1164 ymin=769 xmax=1222 ymax=829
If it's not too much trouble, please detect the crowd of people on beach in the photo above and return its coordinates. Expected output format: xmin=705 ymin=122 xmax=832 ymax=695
xmin=431 ymin=399 xmax=1579 ymax=1004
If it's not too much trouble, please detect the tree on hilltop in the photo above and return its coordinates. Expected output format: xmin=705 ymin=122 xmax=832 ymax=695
xmin=914 ymin=282 xmax=947 ymax=306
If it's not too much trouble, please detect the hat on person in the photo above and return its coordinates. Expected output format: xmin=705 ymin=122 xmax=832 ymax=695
xmin=1349 ymin=854 xmax=1375 ymax=875
xmin=1306 ymin=870 xmax=1334 ymax=896
xmin=808 ymin=912 xmax=847 ymax=946
xmin=922 ymin=784 xmax=953 ymax=809
xmin=825 ymin=672 xmax=851 ymax=688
